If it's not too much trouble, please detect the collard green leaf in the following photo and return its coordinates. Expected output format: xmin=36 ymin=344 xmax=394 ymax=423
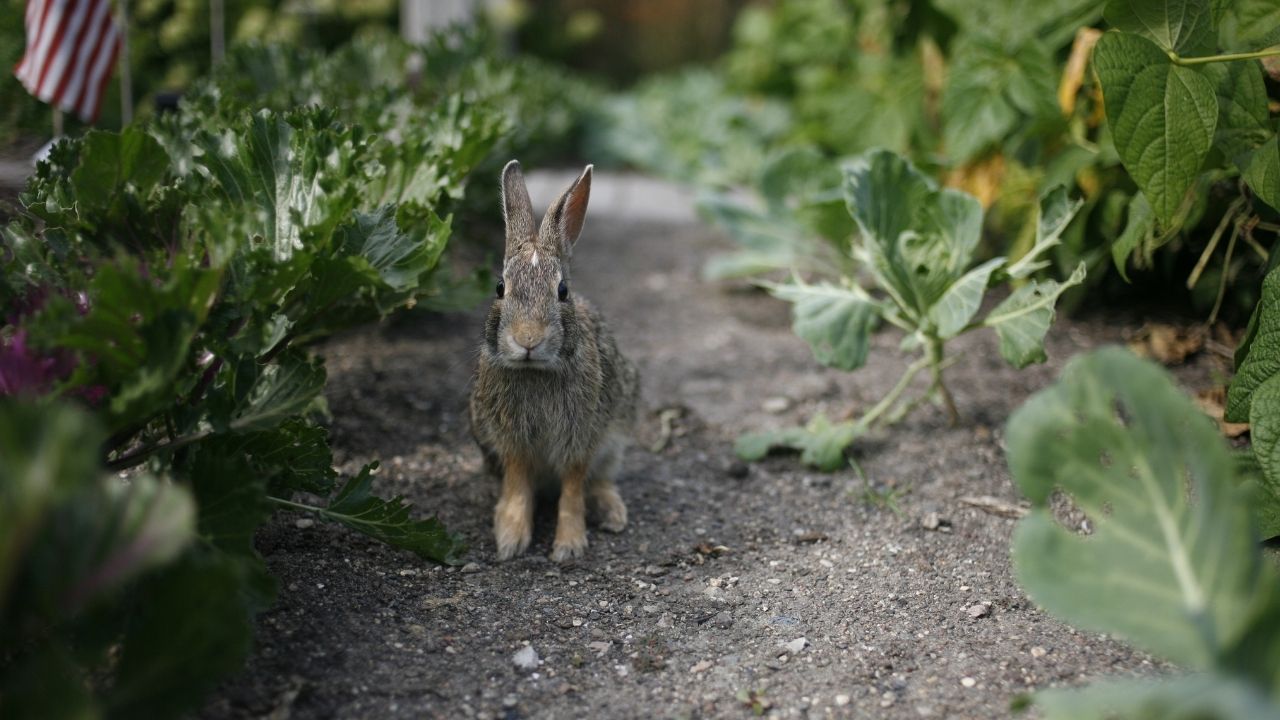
xmin=984 ymin=262 xmax=1086 ymax=368
xmin=1035 ymin=674 xmax=1280 ymax=720
xmin=70 ymin=127 xmax=170 ymax=218
xmin=1092 ymin=32 xmax=1218 ymax=224
xmin=1104 ymin=0 xmax=1217 ymax=53
xmin=843 ymin=150 xmax=985 ymax=314
xmin=762 ymin=281 xmax=881 ymax=371
xmin=313 ymin=464 xmax=467 ymax=565
xmin=926 ymin=258 xmax=1005 ymax=339
xmin=735 ymin=414 xmax=861 ymax=471
xmin=1228 ymin=264 xmax=1280 ymax=422
xmin=1008 ymin=348 xmax=1270 ymax=669
xmin=1006 ymin=186 xmax=1084 ymax=279
xmin=698 ymin=193 xmax=833 ymax=280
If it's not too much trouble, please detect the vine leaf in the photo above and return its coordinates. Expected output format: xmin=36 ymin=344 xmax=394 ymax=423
xmin=1092 ymin=31 xmax=1218 ymax=224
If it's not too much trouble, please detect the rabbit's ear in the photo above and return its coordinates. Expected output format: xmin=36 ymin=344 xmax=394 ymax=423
xmin=542 ymin=165 xmax=592 ymax=255
xmin=502 ymin=160 xmax=536 ymax=254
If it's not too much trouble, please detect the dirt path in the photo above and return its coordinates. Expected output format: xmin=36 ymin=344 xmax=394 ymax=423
xmin=199 ymin=173 xmax=1207 ymax=719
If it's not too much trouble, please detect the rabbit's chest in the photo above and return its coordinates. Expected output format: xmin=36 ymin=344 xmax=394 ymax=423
xmin=490 ymin=373 xmax=604 ymax=462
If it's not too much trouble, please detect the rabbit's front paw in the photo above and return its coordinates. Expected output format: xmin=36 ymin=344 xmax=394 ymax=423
xmin=594 ymin=487 xmax=627 ymax=533
xmin=494 ymin=498 xmax=533 ymax=561
xmin=551 ymin=520 xmax=587 ymax=562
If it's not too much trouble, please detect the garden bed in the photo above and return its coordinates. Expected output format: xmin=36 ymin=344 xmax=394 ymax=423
xmin=197 ymin=174 xmax=1213 ymax=719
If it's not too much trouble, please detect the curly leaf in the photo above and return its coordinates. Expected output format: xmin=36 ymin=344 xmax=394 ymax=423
xmin=1008 ymin=348 xmax=1271 ymax=669
xmin=1092 ymin=31 xmax=1218 ymax=224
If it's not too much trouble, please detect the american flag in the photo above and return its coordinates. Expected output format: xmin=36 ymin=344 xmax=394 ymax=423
xmin=13 ymin=0 xmax=122 ymax=123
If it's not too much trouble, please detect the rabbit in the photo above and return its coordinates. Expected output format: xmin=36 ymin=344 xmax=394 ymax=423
xmin=469 ymin=160 xmax=639 ymax=562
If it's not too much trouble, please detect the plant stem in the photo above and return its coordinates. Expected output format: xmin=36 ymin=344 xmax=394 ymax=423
xmin=926 ymin=336 xmax=960 ymax=426
xmin=859 ymin=355 xmax=931 ymax=429
xmin=106 ymin=430 xmax=210 ymax=472
xmin=1169 ymin=47 xmax=1280 ymax=66
xmin=1187 ymin=198 xmax=1243 ymax=290
xmin=1208 ymin=219 xmax=1241 ymax=326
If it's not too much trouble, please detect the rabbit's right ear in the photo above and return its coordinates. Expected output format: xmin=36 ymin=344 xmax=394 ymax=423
xmin=502 ymin=160 xmax=536 ymax=256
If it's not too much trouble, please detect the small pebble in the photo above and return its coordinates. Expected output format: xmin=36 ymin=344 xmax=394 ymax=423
xmin=690 ymin=660 xmax=713 ymax=673
xmin=961 ymin=677 xmax=976 ymax=688
xmin=834 ymin=694 xmax=850 ymax=707
xmin=512 ymin=645 xmax=539 ymax=671
xmin=461 ymin=562 xmax=482 ymax=574
xmin=784 ymin=637 xmax=808 ymax=655
xmin=1030 ymin=646 xmax=1047 ymax=658
xmin=295 ymin=518 xmax=315 ymax=529
xmin=762 ymin=396 xmax=791 ymax=414
xmin=881 ymin=691 xmax=896 ymax=707
xmin=502 ymin=695 xmax=518 ymax=708
xmin=967 ymin=602 xmax=991 ymax=619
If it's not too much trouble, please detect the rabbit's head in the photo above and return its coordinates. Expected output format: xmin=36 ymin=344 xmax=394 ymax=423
xmin=487 ymin=160 xmax=593 ymax=370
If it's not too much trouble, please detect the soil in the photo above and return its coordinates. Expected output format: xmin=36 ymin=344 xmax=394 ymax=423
xmin=198 ymin=173 xmax=1222 ymax=720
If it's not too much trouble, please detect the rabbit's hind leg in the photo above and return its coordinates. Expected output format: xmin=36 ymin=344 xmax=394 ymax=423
xmin=588 ymin=435 xmax=627 ymax=533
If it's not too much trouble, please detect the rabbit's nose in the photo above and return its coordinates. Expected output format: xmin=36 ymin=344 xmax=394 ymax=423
xmin=511 ymin=328 xmax=544 ymax=353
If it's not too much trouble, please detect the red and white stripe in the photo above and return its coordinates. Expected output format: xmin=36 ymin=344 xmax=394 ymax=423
xmin=13 ymin=0 xmax=122 ymax=123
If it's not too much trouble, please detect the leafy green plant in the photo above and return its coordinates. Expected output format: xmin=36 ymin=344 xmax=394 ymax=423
xmin=0 ymin=25 xmax=596 ymax=716
xmin=737 ymin=149 xmax=1085 ymax=470
xmin=1007 ymin=347 xmax=1280 ymax=719
xmin=1094 ymin=0 xmax=1280 ymax=317
xmin=1225 ymin=261 xmax=1280 ymax=538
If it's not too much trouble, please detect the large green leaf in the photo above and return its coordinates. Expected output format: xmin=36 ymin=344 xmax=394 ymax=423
xmin=224 ymin=352 xmax=326 ymax=433
xmin=1008 ymin=348 xmax=1271 ymax=669
xmin=1092 ymin=31 xmax=1218 ymax=224
xmin=926 ymin=258 xmax=1005 ymax=339
xmin=1228 ymin=264 xmax=1280 ymax=422
xmin=736 ymin=414 xmax=861 ymax=472
xmin=1104 ymin=0 xmax=1217 ymax=53
xmin=1219 ymin=0 xmax=1280 ymax=51
xmin=1204 ymin=60 xmax=1271 ymax=165
xmin=1111 ymin=191 xmax=1156 ymax=279
xmin=1035 ymin=674 xmax=1280 ymax=720
xmin=983 ymin=262 xmax=1086 ymax=368
xmin=70 ymin=127 xmax=170 ymax=219
xmin=762 ymin=280 xmax=881 ymax=371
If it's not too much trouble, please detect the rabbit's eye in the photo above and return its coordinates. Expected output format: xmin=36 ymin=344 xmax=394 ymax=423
xmin=558 ymin=280 xmax=569 ymax=301
xmin=496 ymin=280 xmax=505 ymax=299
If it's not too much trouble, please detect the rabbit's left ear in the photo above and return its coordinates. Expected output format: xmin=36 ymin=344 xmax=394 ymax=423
xmin=542 ymin=165 xmax=592 ymax=254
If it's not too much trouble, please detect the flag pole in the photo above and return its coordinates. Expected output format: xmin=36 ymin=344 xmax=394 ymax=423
xmin=52 ymin=108 xmax=63 ymax=138
xmin=118 ymin=0 xmax=133 ymax=124
xmin=211 ymin=0 xmax=225 ymax=65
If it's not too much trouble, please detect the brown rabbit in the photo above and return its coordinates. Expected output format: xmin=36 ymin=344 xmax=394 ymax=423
xmin=469 ymin=160 xmax=639 ymax=562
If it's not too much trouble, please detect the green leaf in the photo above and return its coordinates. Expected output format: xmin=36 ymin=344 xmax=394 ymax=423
xmin=735 ymin=414 xmax=861 ymax=471
xmin=697 ymin=193 xmax=835 ymax=281
xmin=983 ymin=262 xmax=1086 ymax=367
xmin=1035 ymin=674 xmax=1280 ymax=720
xmin=1112 ymin=192 xmax=1156 ymax=280
xmin=70 ymin=127 xmax=171 ymax=217
xmin=1246 ymin=375 xmax=1280 ymax=540
xmin=942 ymin=39 xmax=1058 ymax=163
xmin=1243 ymin=137 xmax=1280 ymax=213
xmin=1008 ymin=348 xmax=1270 ymax=669
xmin=1219 ymin=0 xmax=1280 ymax=51
xmin=109 ymin=551 xmax=260 ymax=719
xmin=1204 ymin=60 xmax=1271 ymax=165
xmin=1092 ymin=31 xmax=1218 ymax=224
xmin=1006 ymin=186 xmax=1084 ymax=279
xmin=1228 ymin=264 xmax=1280 ymax=422
xmin=225 ymin=352 xmax=326 ymax=433
xmin=926 ymin=258 xmax=1005 ymax=339
xmin=843 ymin=150 xmax=985 ymax=314
xmin=1104 ymin=0 xmax=1217 ymax=53
xmin=301 ymin=464 xmax=467 ymax=565
xmin=761 ymin=281 xmax=880 ymax=371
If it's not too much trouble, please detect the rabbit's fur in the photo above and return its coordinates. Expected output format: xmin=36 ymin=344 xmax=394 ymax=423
xmin=469 ymin=161 xmax=639 ymax=562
